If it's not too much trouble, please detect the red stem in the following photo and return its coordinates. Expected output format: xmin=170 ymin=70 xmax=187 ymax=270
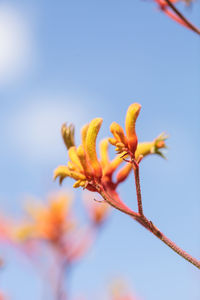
xmin=157 ymin=0 xmax=200 ymax=35
xmin=132 ymin=161 xmax=143 ymax=216
xmin=96 ymin=174 xmax=200 ymax=269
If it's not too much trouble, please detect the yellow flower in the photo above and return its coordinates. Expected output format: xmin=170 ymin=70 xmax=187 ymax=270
xmin=54 ymin=104 xmax=167 ymax=191
xmin=54 ymin=118 xmax=103 ymax=189
xmin=109 ymin=103 xmax=141 ymax=158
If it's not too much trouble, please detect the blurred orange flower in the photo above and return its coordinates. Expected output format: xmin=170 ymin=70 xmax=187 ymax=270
xmin=111 ymin=280 xmax=140 ymax=300
xmin=83 ymin=193 xmax=110 ymax=225
xmin=15 ymin=192 xmax=74 ymax=245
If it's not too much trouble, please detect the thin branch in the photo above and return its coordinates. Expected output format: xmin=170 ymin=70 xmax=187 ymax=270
xmin=164 ymin=0 xmax=200 ymax=35
xmin=138 ymin=216 xmax=200 ymax=269
xmin=96 ymin=181 xmax=200 ymax=269
xmin=96 ymin=184 xmax=139 ymax=219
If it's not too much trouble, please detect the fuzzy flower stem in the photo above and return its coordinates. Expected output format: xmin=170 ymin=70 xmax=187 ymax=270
xmin=163 ymin=0 xmax=200 ymax=35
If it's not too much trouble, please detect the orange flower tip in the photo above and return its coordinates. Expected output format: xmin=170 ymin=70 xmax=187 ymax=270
xmin=61 ymin=123 xmax=75 ymax=150
xmin=157 ymin=141 xmax=165 ymax=148
xmin=85 ymin=118 xmax=103 ymax=178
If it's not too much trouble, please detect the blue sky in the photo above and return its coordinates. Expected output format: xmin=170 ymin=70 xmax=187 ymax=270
xmin=0 ymin=1 xmax=200 ymax=299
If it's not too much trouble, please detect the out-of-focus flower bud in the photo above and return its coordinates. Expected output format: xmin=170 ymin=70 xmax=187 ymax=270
xmin=61 ymin=123 xmax=75 ymax=150
xmin=83 ymin=194 xmax=110 ymax=225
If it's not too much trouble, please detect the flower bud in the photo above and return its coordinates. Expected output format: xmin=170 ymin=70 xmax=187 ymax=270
xmin=61 ymin=123 xmax=75 ymax=150
xmin=125 ymin=103 xmax=141 ymax=156
xmin=85 ymin=118 xmax=103 ymax=179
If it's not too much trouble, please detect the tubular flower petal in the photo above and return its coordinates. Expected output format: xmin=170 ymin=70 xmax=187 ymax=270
xmin=54 ymin=165 xmax=86 ymax=185
xmin=73 ymin=179 xmax=87 ymax=188
xmin=61 ymin=123 xmax=75 ymax=150
xmin=67 ymin=161 xmax=77 ymax=171
xmin=125 ymin=103 xmax=141 ymax=156
xmin=68 ymin=146 xmax=83 ymax=171
xmin=77 ymin=145 xmax=93 ymax=177
xmin=85 ymin=118 xmax=103 ymax=179
xmin=104 ymin=151 xmax=128 ymax=176
xmin=116 ymin=163 xmax=132 ymax=184
xmin=99 ymin=139 xmax=110 ymax=169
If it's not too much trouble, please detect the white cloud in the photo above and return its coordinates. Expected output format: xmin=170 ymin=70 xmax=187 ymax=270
xmin=0 ymin=4 xmax=34 ymax=85
xmin=6 ymin=95 xmax=90 ymax=163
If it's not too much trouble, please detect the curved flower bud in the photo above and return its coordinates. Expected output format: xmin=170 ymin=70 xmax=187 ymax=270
xmin=83 ymin=194 xmax=110 ymax=225
xmin=125 ymin=103 xmax=141 ymax=156
xmin=73 ymin=179 xmax=87 ymax=188
xmin=85 ymin=118 xmax=103 ymax=179
xmin=54 ymin=165 xmax=86 ymax=185
xmin=68 ymin=146 xmax=83 ymax=171
xmin=110 ymin=122 xmax=127 ymax=146
xmin=61 ymin=123 xmax=75 ymax=150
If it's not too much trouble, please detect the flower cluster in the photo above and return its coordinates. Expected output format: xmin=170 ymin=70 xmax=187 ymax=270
xmin=54 ymin=103 xmax=167 ymax=194
xmin=15 ymin=192 xmax=74 ymax=244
